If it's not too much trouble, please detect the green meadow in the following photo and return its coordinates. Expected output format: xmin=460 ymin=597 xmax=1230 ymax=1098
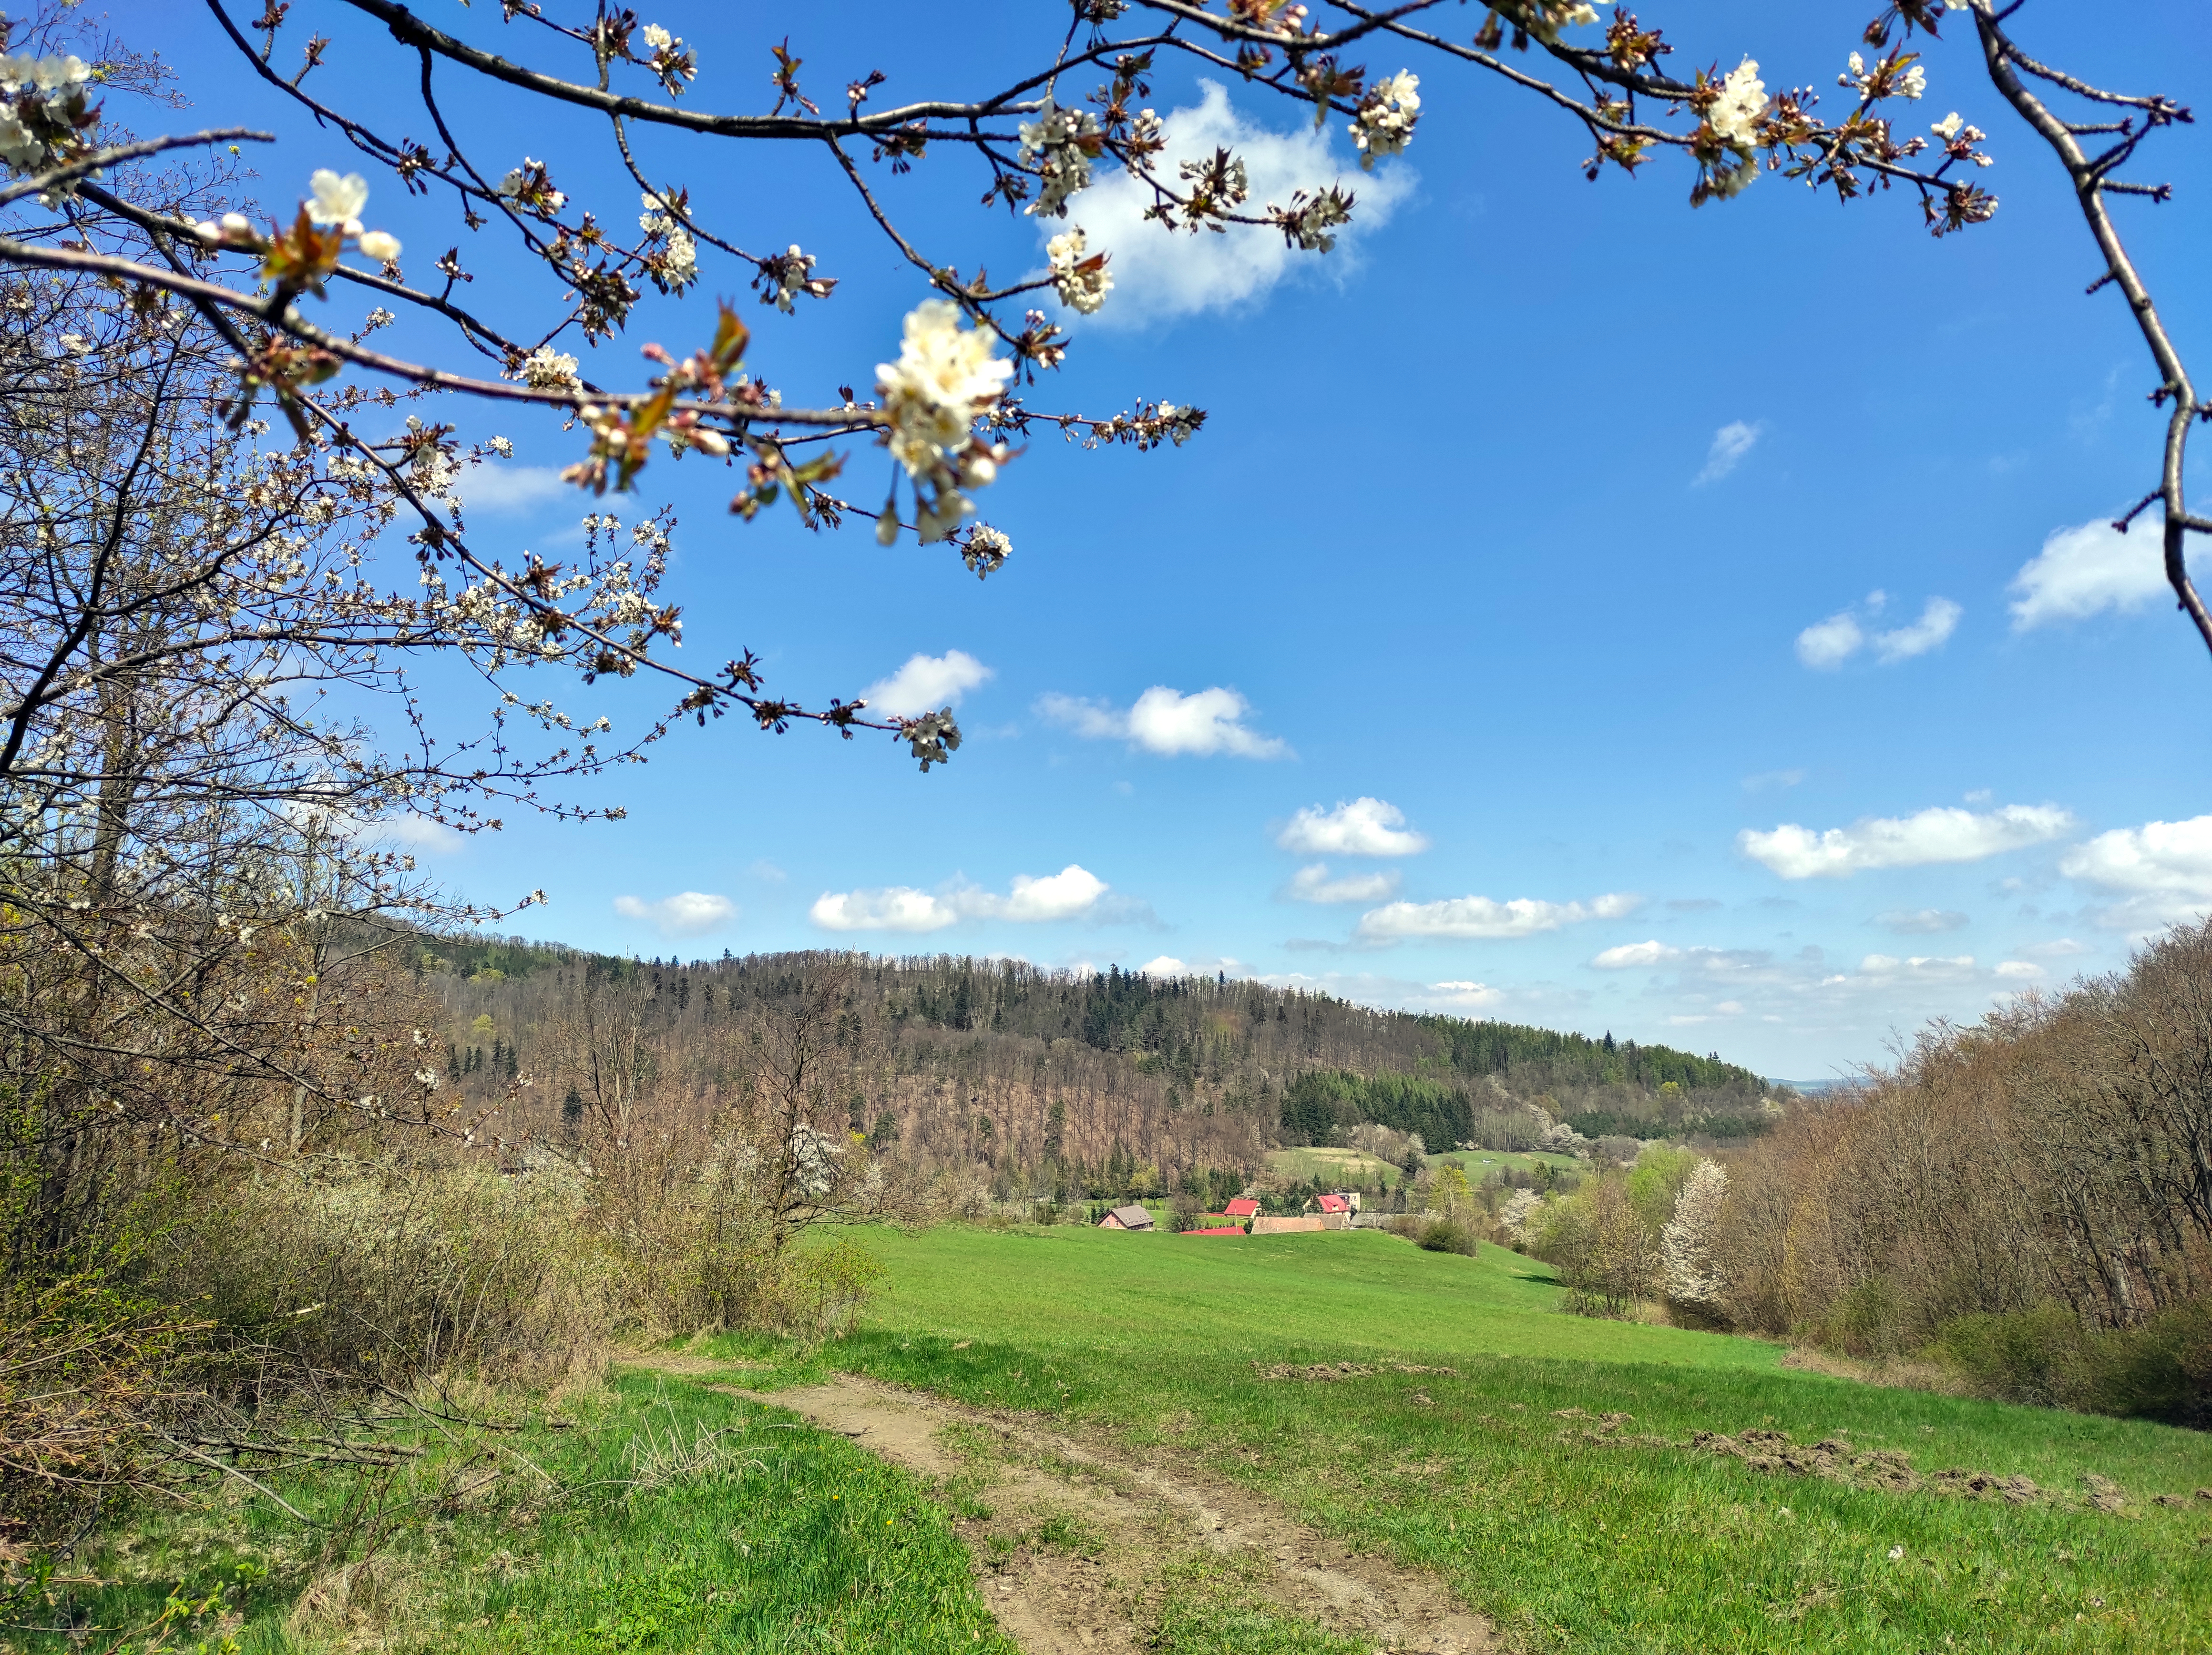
xmin=33 ymin=1225 xmax=2212 ymax=1654
xmin=1263 ymin=1144 xmax=1580 ymax=1191
xmin=771 ymin=1225 xmax=2212 ymax=1653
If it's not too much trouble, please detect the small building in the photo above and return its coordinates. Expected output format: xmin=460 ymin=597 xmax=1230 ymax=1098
xmin=1099 ymin=1203 xmax=1155 ymax=1231
xmin=1249 ymin=1215 xmax=1327 ymax=1235
xmin=1181 ymin=1225 xmax=1245 ymax=1236
xmin=1315 ymin=1193 xmax=1352 ymax=1216
xmin=1223 ymin=1197 xmax=1260 ymax=1220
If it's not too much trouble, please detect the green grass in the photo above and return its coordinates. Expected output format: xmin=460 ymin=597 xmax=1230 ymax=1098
xmin=1265 ymin=1146 xmax=1406 ymax=1189
xmin=25 ymin=1371 xmax=1018 ymax=1655
xmin=1428 ymin=1148 xmax=1582 ymax=1178
xmin=724 ymin=1224 xmax=2212 ymax=1653
xmin=44 ymin=1226 xmax=2212 ymax=1654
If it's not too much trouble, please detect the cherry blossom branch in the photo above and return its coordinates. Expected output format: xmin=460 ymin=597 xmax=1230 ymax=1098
xmin=1968 ymin=4 xmax=2212 ymax=661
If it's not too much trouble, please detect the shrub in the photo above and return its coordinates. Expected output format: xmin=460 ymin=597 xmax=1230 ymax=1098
xmin=1934 ymin=1296 xmax=2212 ymax=1425
xmin=1414 ymin=1216 xmax=1478 ymax=1256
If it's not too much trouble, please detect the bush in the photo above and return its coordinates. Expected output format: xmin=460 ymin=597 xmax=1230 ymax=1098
xmin=1413 ymin=1216 xmax=1478 ymax=1256
xmin=1934 ymin=1297 xmax=2212 ymax=1425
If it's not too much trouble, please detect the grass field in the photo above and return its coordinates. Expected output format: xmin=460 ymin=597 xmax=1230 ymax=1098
xmin=740 ymin=1225 xmax=2212 ymax=1653
xmin=35 ymin=1226 xmax=2212 ymax=1653
xmin=1264 ymin=1145 xmax=1582 ymax=1191
xmin=26 ymin=1370 xmax=1019 ymax=1654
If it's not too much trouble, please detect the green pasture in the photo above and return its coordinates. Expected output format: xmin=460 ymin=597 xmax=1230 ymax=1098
xmin=732 ymin=1224 xmax=2212 ymax=1654
xmin=1264 ymin=1144 xmax=1582 ymax=1194
xmin=24 ymin=1371 xmax=1015 ymax=1655
xmin=1427 ymin=1147 xmax=1584 ymax=1179
xmin=38 ymin=1225 xmax=2212 ymax=1654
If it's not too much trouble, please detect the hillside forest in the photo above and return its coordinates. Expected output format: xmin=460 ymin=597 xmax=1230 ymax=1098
xmin=423 ymin=940 xmax=1776 ymax=1204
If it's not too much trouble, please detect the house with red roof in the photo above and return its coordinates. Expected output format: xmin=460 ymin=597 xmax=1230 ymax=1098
xmin=1223 ymin=1197 xmax=1259 ymax=1220
xmin=1315 ymin=1193 xmax=1352 ymax=1216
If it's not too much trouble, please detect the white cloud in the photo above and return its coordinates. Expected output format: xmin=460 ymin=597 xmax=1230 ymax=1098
xmin=613 ymin=891 xmax=737 ymax=936
xmin=1741 ymin=804 xmax=2076 ymax=879
xmin=1285 ymin=863 xmax=1401 ymax=904
xmin=1275 ymin=797 xmax=1429 ymax=857
xmin=1000 ymin=864 xmax=1111 ymax=922
xmin=1695 ymin=420 xmax=1761 ymax=485
xmin=1136 ymin=954 xmax=1245 ymax=980
xmin=1742 ymin=768 xmax=1807 ymax=793
xmin=364 ymin=813 xmax=465 ymax=853
xmin=1426 ymin=980 xmax=1504 ymax=1009
xmin=809 ymin=887 xmax=956 ymax=933
xmin=1851 ymin=953 xmax=1976 ymax=980
xmin=1994 ymin=960 xmax=2042 ymax=980
xmin=1797 ymin=594 xmax=1960 ymax=668
xmin=454 ymin=462 xmax=569 ymax=515
xmin=1038 ymin=685 xmax=1288 ymax=758
xmin=1875 ymin=908 xmax=1970 ymax=934
xmin=862 ymin=649 xmax=993 ymax=717
xmin=1357 ymin=891 xmax=1641 ymax=941
xmin=1796 ymin=610 xmax=1864 ymax=670
xmin=2008 ymin=517 xmax=2176 ymax=630
xmin=1049 ymin=80 xmax=1413 ymax=327
xmin=1592 ymin=939 xmax=1681 ymax=970
xmin=1873 ymin=597 xmax=1963 ymax=663
xmin=2021 ymin=937 xmax=2089 ymax=958
xmin=809 ymin=864 xmax=1113 ymax=932
xmin=2059 ymin=813 xmax=2212 ymax=927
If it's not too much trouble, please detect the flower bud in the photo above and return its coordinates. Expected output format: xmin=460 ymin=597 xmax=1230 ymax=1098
xmin=875 ymin=506 xmax=899 ymax=545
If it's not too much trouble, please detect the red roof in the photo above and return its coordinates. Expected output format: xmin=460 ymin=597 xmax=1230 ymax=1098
xmin=1182 ymin=1226 xmax=1245 ymax=1236
xmin=1316 ymin=1193 xmax=1352 ymax=1214
xmin=1223 ymin=1198 xmax=1260 ymax=1217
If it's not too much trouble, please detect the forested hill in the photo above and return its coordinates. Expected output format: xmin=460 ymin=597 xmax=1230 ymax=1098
xmin=428 ymin=941 xmax=1776 ymax=1190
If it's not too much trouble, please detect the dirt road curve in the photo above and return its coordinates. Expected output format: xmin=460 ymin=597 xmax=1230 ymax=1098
xmin=711 ymin=1371 xmax=1491 ymax=1655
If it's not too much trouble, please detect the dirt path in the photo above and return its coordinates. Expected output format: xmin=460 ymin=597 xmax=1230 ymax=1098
xmin=631 ymin=1358 xmax=1490 ymax=1655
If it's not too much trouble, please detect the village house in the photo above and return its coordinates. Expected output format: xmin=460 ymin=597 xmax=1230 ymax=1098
xmin=1222 ymin=1197 xmax=1259 ymax=1220
xmin=1098 ymin=1203 xmax=1155 ymax=1231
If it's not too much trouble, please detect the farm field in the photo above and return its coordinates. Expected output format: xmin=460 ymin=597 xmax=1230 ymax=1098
xmin=736 ymin=1225 xmax=2212 ymax=1653
xmin=1264 ymin=1144 xmax=1581 ymax=1191
xmin=1426 ymin=1147 xmax=1583 ymax=1179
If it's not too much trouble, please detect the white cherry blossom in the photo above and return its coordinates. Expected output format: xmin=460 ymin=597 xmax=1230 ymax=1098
xmin=307 ymin=169 xmax=369 ymax=227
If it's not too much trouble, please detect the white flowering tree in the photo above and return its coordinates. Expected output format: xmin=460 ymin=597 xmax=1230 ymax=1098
xmin=1660 ymin=1156 xmax=1729 ymax=1308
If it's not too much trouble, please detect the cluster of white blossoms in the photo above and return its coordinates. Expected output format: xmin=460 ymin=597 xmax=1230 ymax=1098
xmin=637 ymin=193 xmax=699 ymax=291
xmin=1842 ymin=51 xmax=1927 ymax=102
xmin=1932 ymin=110 xmax=1994 ymax=165
xmin=1276 ymin=185 xmax=1353 ymax=253
xmin=496 ymin=158 xmax=567 ymax=219
xmin=1017 ymin=98 xmax=1102 ymax=217
xmin=1510 ymin=0 xmax=1600 ymax=44
xmin=1703 ymin=58 xmax=1769 ymax=197
xmin=304 ymin=169 xmax=401 ymax=260
xmin=875 ymin=300 xmax=1014 ymax=542
xmin=635 ymin=23 xmax=697 ymax=91
xmin=518 ymin=345 xmax=582 ymax=391
xmin=757 ymin=244 xmax=826 ymax=312
xmin=0 ymin=50 xmax=92 ymax=173
xmin=960 ymin=523 xmax=1011 ymax=580
xmin=1350 ymin=71 xmax=1420 ymax=172
xmin=1045 ymin=227 xmax=1112 ymax=315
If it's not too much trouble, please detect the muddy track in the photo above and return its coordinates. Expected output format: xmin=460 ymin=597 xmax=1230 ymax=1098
xmin=634 ymin=1359 xmax=1490 ymax=1655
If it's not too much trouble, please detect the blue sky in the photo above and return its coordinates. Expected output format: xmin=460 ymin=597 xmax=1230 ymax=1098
xmin=133 ymin=1 xmax=2211 ymax=1077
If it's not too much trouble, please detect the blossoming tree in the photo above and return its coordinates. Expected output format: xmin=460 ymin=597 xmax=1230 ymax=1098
xmin=0 ymin=0 xmax=2203 ymax=832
